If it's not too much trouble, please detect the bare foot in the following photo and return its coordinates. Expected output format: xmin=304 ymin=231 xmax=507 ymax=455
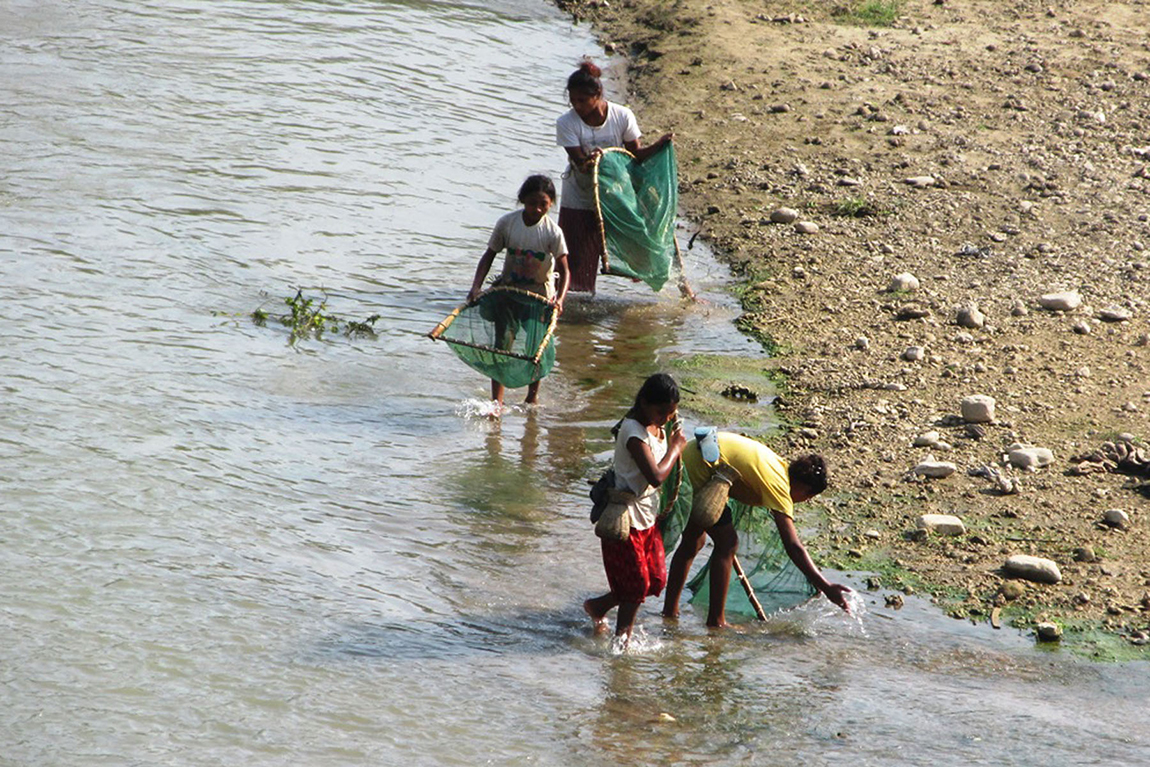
xmin=487 ymin=400 xmax=504 ymax=420
xmin=583 ymin=599 xmax=609 ymax=635
xmin=661 ymin=610 xmax=679 ymax=621
xmin=706 ymin=621 xmax=744 ymax=632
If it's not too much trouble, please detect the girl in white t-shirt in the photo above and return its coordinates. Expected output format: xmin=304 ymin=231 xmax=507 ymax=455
xmin=583 ymin=373 xmax=687 ymax=645
xmin=556 ymin=61 xmax=673 ymax=295
xmin=467 ymin=175 xmax=570 ymax=413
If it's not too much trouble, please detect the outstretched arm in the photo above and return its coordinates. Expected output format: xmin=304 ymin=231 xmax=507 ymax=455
xmin=467 ymin=248 xmax=498 ymax=302
xmin=772 ymin=510 xmax=852 ymax=612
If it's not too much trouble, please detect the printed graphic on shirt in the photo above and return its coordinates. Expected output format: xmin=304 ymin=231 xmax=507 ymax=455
xmin=502 ymin=247 xmax=549 ymax=288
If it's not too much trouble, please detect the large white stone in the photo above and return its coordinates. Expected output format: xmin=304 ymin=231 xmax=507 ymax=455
xmin=961 ymin=395 xmax=996 ymax=423
xmin=1004 ymin=554 xmax=1062 ymax=584
xmin=770 ymin=207 xmax=800 ymax=224
xmin=1008 ymin=447 xmax=1054 ymax=470
xmin=1039 ymin=291 xmax=1082 ymax=311
xmin=917 ymin=514 xmax=966 ymax=535
xmin=889 ymin=272 xmax=920 ymax=292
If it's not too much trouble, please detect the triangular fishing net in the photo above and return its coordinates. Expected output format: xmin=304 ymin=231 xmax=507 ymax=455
xmin=593 ymin=144 xmax=680 ymax=292
xmin=428 ymin=286 xmax=558 ymax=389
xmin=659 ymin=477 xmax=816 ymax=618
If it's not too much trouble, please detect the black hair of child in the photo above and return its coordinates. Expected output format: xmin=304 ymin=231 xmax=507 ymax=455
xmin=566 ymin=60 xmax=603 ymax=97
xmin=789 ymin=453 xmax=828 ymax=494
xmin=517 ymin=174 xmax=556 ymax=204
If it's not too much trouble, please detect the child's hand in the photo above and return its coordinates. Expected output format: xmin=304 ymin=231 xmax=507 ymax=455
xmin=668 ymin=424 xmax=688 ymax=454
xmin=552 ymin=296 xmax=565 ymax=315
xmin=658 ymin=132 xmax=674 ymax=147
xmin=467 ymin=288 xmax=480 ymax=303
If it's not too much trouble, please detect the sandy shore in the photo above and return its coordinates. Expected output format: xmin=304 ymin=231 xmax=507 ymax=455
xmin=558 ymin=0 xmax=1150 ymax=656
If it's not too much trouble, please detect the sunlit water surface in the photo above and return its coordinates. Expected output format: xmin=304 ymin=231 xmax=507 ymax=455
xmin=2 ymin=1 xmax=1147 ymax=764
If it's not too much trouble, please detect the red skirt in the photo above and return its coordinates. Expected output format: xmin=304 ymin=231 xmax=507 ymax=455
xmin=558 ymin=206 xmax=605 ymax=294
xmin=601 ymin=525 xmax=667 ymax=604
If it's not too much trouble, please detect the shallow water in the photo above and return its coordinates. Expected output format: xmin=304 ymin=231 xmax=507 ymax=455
xmin=2 ymin=1 xmax=1148 ymax=765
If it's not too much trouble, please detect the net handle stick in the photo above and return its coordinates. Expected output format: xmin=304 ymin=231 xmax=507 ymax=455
xmin=733 ymin=553 xmax=768 ymax=621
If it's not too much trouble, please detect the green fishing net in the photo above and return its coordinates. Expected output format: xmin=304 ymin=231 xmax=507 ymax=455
xmin=659 ymin=469 xmax=817 ymax=618
xmin=594 ymin=145 xmax=680 ymax=292
xmin=428 ymin=286 xmax=557 ymax=389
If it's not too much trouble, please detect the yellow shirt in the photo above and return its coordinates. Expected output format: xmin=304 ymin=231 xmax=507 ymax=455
xmin=683 ymin=432 xmax=794 ymax=518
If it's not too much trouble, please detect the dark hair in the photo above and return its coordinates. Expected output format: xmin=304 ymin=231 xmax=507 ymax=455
xmin=789 ymin=454 xmax=828 ymax=495
xmin=612 ymin=373 xmax=680 ymax=437
xmin=566 ymin=60 xmax=603 ymax=97
xmin=517 ymin=174 xmax=556 ymax=204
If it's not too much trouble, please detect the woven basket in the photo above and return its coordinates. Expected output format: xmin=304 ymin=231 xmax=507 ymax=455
xmin=689 ymin=464 xmax=737 ymax=529
xmin=594 ymin=488 xmax=636 ymax=541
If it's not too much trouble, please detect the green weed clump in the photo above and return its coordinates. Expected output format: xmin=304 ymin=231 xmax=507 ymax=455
xmin=834 ymin=0 xmax=904 ymax=27
xmin=251 ymin=289 xmax=379 ymax=344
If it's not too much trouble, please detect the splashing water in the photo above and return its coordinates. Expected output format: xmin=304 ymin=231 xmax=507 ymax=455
xmin=609 ymin=625 xmax=664 ymax=656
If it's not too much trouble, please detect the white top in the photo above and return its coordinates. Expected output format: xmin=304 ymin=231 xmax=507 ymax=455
xmin=555 ymin=101 xmax=641 ymax=210
xmin=486 ymin=210 xmax=568 ymax=299
xmin=612 ymin=417 xmax=667 ymax=530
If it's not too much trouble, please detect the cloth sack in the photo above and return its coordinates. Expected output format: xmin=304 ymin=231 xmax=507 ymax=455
xmin=594 ymin=487 xmax=635 ymax=541
xmin=589 ymin=468 xmax=616 ymax=523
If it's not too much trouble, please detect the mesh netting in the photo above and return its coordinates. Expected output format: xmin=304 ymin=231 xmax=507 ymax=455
xmin=428 ymin=286 xmax=557 ymax=389
xmin=659 ymin=473 xmax=816 ymax=618
xmin=593 ymin=144 xmax=680 ymax=292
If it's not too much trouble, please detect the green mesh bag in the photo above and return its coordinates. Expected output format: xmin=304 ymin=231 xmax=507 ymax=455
xmin=428 ymin=286 xmax=557 ymax=389
xmin=659 ymin=479 xmax=816 ymax=618
xmin=593 ymin=144 xmax=680 ymax=292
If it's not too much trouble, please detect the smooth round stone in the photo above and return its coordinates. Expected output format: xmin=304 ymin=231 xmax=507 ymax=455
xmin=889 ymin=272 xmax=920 ymax=292
xmin=1004 ymin=554 xmax=1062 ymax=584
xmin=1008 ymin=446 xmax=1054 ymax=469
xmin=1039 ymin=290 xmax=1082 ymax=311
xmin=770 ymin=206 xmax=800 ymax=223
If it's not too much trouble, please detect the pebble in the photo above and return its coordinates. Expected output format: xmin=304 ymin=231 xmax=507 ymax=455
xmin=904 ymin=175 xmax=936 ymax=188
xmin=917 ymin=514 xmax=966 ymax=535
xmin=854 ymin=336 xmax=870 ymax=351
xmin=1072 ymin=320 xmax=1092 ymax=335
xmin=913 ymin=457 xmax=957 ymax=478
xmin=1036 ymin=622 xmax=1063 ymax=642
xmin=913 ymin=430 xmax=941 ymax=447
xmin=1011 ymin=299 xmax=1028 ymax=316
xmin=1103 ymin=509 xmax=1130 ymax=529
xmin=903 ymin=346 xmax=926 ymax=361
xmin=956 ymin=304 xmax=986 ymax=329
xmin=961 ymin=394 xmax=996 ymax=423
xmin=896 ymin=304 xmax=931 ymax=320
xmin=1099 ymin=306 xmax=1132 ymax=322
xmin=1072 ymin=546 xmax=1098 ymax=562
xmin=999 ymin=581 xmax=1026 ymax=600
xmin=1039 ymin=290 xmax=1082 ymax=311
xmin=1004 ymin=554 xmax=1062 ymax=584
xmin=889 ymin=272 xmax=920 ymax=292
xmin=795 ymin=221 xmax=820 ymax=234
xmin=770 ymin=207 xmax=800 ymax=224
xmin=1007 ymin=446 xmax=1055 ymax=470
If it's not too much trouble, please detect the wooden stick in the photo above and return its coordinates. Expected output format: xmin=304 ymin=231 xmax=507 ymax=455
xmin=732 ymin=554 xmax=768 ymax=621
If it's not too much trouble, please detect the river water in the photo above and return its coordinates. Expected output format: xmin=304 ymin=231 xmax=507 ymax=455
xmin=2 ymin=1 xmax=1148 ymax=765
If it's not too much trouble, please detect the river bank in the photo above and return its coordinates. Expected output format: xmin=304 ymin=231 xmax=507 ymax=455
xmin=559 ymin=0 xmax=1150 ymax=657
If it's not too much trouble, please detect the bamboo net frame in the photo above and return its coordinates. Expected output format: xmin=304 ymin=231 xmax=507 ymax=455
xmin=427 ymin=285 xmax=559 ymax=365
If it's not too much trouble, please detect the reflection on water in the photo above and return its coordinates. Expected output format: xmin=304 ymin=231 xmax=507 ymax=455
xmin=2 ymin=0 xmax=1149 ymax=765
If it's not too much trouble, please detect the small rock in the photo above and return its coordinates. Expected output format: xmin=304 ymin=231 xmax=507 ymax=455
xmin=1036 ymin=622 xmax=1063 ymax=642
xmin=889 ymin=272 xmax=920 ymax=292
xmin=1011 ymin=299 xmax=1028 ymax=317
xmin=956 ymin=304 xmax=986 ymax=329
xmin=885 ymin=594 xmax=905 ymax=609
xmin=794 ymin=220 xmax=820 ymax=234
xmin=913 ymin=430 xmax=941 ymax=447
xmin=904 ymin=175 xmax=936 ymax=188
xmin=1072 ymin=320 xmax=1092 ymax=335
xmin=1039 ymin=291 xmax=1082 ymax=311
xmin=770 ymin=207 xmax=800 ymax=224
xmin=854 ymin=336 xmax=870 ymax=351
xmin=903 ymin=346 xmax=926 ymax=361
xmin=1004 ymin=554 xmax=1062 ymax=584
xmin=1072 ymin=546 xmax=1098 ymax=562
xmin=961 ymin=394 xmax=996 ymax=423
xmin=896 ymin=304 xmax=931 ymax=320
xmin=1103 ymin=509 xmax=1130 ymax=530
xmin=913 ymin=458 xmax=957 ymax=479
xmin=1099 ymin=306 xmax=1132 ymax=322
xmin=1007 ymin=446 xmax=1054 ymax=470
xmin=917 ymin=514 xmax=966 ymax=535
xmin=999 ymin=581 xmax=1026 ymax=600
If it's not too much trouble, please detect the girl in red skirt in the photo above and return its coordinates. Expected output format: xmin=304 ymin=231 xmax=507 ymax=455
xmin=584 ymin=373 xmax=686 ymax=645
xmin=556 ymin=61 xmax=673 ymax=294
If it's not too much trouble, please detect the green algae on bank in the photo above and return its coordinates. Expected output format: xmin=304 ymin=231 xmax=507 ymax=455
xmin=669 ymin=353 xmax=787 ymax=432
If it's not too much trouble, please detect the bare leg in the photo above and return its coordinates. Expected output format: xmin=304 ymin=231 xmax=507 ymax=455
xmin=490 ymin=380 xmax=505 ymax=418
xmin=615 ymin=601 xmax=640 ymax=642
xmin=662 ymin=525 xmax=707 ymax=618
xmin=524 ymin=380 xmax=541 ymax=404
xmin=583 ymin=593 xmax=617 ymax=634
xmin=705 ymin=523 xmax=739 ymax=628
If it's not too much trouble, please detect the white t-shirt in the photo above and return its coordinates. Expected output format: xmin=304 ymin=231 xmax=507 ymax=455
xmin=612 ymin=417 xmax=667 ymax=530
xmin=486 ymin=210 xmax=568 ymax=298
xmin=556 ymin=101 xmax=641 ymax=210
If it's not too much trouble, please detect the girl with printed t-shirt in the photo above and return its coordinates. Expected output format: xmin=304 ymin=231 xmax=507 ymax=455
xmin=467 ymin=174 xmax=569 ymax=413
xmin=583 ymin=373 xmax=687 ymax=646
xmin=556 ymin=61 xmax=673 ymax=295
